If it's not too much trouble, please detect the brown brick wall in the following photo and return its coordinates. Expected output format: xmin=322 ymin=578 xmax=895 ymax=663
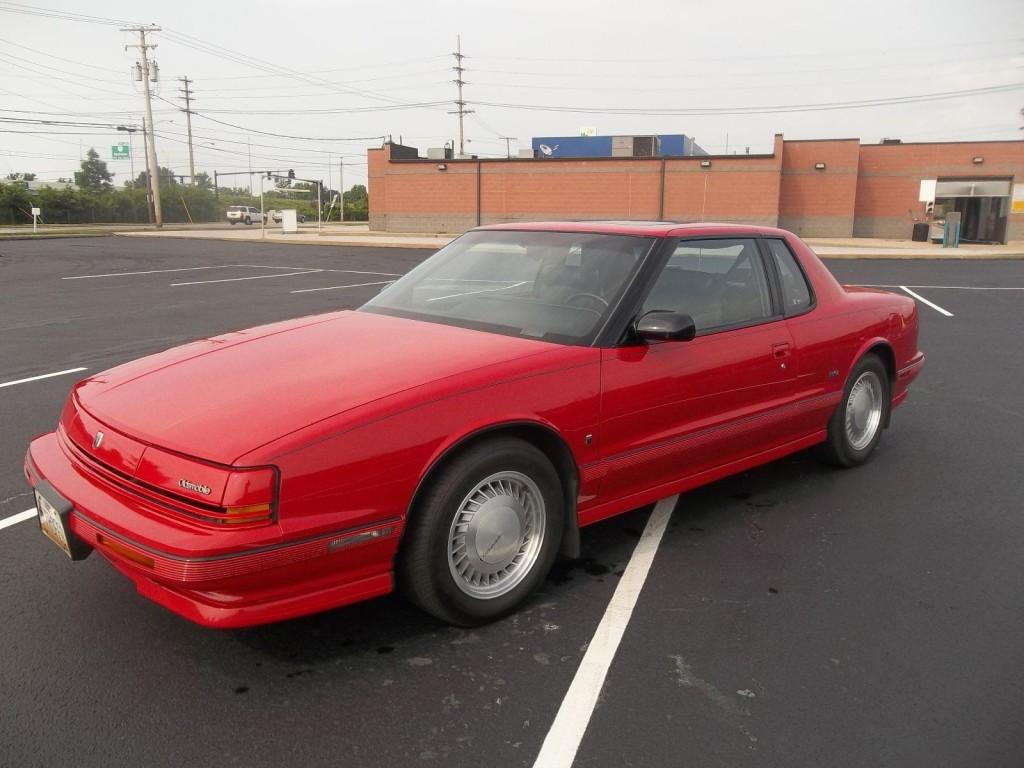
xmin=779 ymin=139 xmax=860 ymax=237
xmin=369 ymin=138 xmax=1024 ymax=241
xmin=855 ymin=141 xmax=1024 ymax=240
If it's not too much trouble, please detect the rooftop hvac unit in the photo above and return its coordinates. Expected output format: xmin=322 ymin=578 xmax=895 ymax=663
xmin=518 ymin=148 xmax=536 ymax=158
xmin=611 ymin=136 xmax=633 ymax=157
xmin=426 ymin=147 xmax=453 ymax=160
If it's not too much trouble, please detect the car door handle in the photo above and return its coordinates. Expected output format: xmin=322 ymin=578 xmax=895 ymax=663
xmin=772 ymin=342 xmax=792 ymax=358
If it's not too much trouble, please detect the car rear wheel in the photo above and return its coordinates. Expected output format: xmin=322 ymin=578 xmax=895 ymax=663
xmin=821 ymin=354 xmax=890 ymax=467
xmin=400 ymin=437 xmax=563 ymax=626
xmin=244 ymin=216 xmax=251 ymax=225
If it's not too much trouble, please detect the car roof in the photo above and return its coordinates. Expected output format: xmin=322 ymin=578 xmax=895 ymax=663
xmin=474 ymin=220 xmax=791 ymax=238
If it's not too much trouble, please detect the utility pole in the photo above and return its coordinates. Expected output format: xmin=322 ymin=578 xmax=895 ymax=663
xmin=339 ymin=157 xmax=344 ymax=223
xmin=499 ymin=136 xmax=517 ymax=159
xmin=450 ymin=35 xmax=473 ymax=158
xmin=141 ymin=117 xmax=153 ymax=224
xmin=178 ymin=76 xmax=196 ymax=185
xmin=123 ymin=24 xmax=163 ymax=227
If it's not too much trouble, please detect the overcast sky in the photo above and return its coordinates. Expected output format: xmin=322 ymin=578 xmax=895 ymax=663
xmin=1 ymin=0 xmax=1022 ymax=189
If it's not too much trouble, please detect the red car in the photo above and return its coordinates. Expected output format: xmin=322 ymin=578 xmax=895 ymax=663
xmin=25 ymin=222 xmax=924 ymax=628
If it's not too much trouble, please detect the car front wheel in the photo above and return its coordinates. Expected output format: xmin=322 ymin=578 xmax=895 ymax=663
xmin=400 ymin=437 xmax=563 ymax=626
xmin=821 ymin=354 xmax=890 ymax=467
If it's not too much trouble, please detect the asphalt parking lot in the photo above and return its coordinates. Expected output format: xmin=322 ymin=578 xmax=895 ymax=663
xmin=1 ymin=237 xmax=1022 ymax=768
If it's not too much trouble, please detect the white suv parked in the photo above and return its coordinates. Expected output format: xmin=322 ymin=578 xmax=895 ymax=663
xmin=226 ymin=205 xmax=266 ymax=225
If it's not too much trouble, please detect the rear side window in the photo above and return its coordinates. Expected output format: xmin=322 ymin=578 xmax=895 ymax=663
xmin=643 ymin=238 xmax=773 ymax=333
xmin=766 ymin=239 xmax=812 ymax=315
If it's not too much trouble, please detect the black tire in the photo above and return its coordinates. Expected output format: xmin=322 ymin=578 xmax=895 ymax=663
xmin=228 ymin=220 xmax=236 ymax=225
xmin=820 ymin=354 xmax=890 ymax=467
xmin=244 ymin=216 xmax=252 ymax=225
xmin=399 ymin=437 xmax=564 ymax=626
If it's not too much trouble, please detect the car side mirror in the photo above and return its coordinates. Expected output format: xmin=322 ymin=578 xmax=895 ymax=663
xmin=634 ymin=310 xmax=696 ymax=342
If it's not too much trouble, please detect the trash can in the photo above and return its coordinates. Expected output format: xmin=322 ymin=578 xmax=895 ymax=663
xmin=912 ymin=222 xmax=929 ymax=242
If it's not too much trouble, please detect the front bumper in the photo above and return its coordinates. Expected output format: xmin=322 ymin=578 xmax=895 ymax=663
xmin=25 ymin=432 xmax=400 ymax=628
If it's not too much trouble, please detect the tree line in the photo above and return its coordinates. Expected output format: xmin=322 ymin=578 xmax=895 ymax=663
xmin=0 ymin=148 xmax=368 ymax=225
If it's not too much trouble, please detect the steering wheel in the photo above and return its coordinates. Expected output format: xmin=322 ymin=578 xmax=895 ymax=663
xmin=566 ymin=292 xmax=609 ymax=309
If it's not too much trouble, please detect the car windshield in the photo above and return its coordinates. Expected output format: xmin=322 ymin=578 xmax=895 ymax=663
xmin=360 ymin=230 xmax=654 ymax=345
xmin=228 ymin=206 xmax=244 ymax=211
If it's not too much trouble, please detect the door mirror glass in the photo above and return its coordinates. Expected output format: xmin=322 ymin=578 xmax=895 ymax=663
xmin=635 ymin=310 xmax=696 ymax=342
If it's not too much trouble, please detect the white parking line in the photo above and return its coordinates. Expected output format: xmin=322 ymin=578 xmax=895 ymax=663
xmin=290 ymin=281 xmax=394 ymax=294
xmin=900 ymin=286 xmax=955 ymax=317
xmin=63 ymin=265 xmax=233 ymax=279
xmin=856 ymin=284 xmax=1024 ymax=291
xmin=0 ymin=509 xmax=36 ymax=531
xmin=0 ymin=367 xmax=88 ymax=389
xmin=171 ymin=270 xmax=323 ymax=286
xmin=232 ymin=265 xmax=403 ymax=277
xmin=63 ymin=265 xmax=322 ymax=280
xmin=532 ymin=495 xmax=678 ymax=768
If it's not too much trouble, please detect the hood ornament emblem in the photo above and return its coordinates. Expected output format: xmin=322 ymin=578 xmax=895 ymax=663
xmin=93 ymin=431 xmax=104 ymax=449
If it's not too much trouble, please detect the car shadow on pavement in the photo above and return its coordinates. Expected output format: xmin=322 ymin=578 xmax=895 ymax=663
xmin=228 ymin=503 xmax=658 ymax=667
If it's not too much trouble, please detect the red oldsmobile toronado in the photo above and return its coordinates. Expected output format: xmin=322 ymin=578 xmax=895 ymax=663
xmin=25 ymin=222 xmax=924 ymax=628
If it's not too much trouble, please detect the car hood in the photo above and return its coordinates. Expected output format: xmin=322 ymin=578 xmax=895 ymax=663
xmin=73 ymin=310 xmax=559 ymax=464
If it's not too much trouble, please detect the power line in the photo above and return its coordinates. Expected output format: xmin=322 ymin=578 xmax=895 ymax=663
xmin=472 ymin=82 xmax=1024 ymax=116
xmin=0 ymin=2 xmax=135 ymax=26
xmin=160 ymin=27 xmax=443 ymax=110
xmin=177 ymin=104 xmax=389 ymax=142
xmin=0 ymin=35 xmax=126 ymax=73
xmin=471 ymin=36 xmax=1023 ymax=65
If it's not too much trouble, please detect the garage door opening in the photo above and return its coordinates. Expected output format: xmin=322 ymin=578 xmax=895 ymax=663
xmin=934 ymin=178 xmax=1011 ymax=244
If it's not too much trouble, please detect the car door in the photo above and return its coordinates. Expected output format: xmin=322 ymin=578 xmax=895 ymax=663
xmin=762 ymin=235 xmax=838 ymax=437
xmin=597 ymin=237 xmax=798 ymax=504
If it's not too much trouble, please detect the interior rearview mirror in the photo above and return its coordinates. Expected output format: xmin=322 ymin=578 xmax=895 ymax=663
xmin=634 ymin=310 xmax=696 ymax=342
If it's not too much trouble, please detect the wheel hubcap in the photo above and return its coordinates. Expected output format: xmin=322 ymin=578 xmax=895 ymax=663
xmin=845 ymin=371 xmax=883 ymax=451
xmin=447 ymin=471 xmax=545 ymax=599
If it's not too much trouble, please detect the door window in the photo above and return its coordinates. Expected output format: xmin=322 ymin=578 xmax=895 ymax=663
xmin=765 ymin=239 xmax=812 ymax=315
xmin=642 ymin=238 xmax=773 ymax=333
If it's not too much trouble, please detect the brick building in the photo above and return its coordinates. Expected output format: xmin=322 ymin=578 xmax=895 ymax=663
xmin=368 ymin=135 xmax=1024 ymax=242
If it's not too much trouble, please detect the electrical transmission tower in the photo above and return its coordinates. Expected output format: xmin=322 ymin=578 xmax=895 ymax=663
xmin=122 ymin=24 xmax=163 ymax=227
xmin=179 ymin=76 xmax=196 ymax=185
xmin=450 ymin=35 xmax=473 ymax=158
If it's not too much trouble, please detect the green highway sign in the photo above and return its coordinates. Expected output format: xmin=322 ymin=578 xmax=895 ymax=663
xmin=111 ymin=143 xmax=130 ymax=159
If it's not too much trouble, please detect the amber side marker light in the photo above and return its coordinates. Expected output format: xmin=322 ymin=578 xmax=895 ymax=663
xmin=97 ymin=534 xmax=155 ymax=569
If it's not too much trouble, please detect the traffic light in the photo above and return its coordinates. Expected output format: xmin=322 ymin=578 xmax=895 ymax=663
xmin=266 ymin=171 xmax=272 ymax=180
xmin=925 ymin=200 xmax=934 ymax=215
xmin=288 ymin=169 xmax=295 ymax=179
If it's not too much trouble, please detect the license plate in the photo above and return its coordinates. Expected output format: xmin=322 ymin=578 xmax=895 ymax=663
xmin=36 ymin=490 xmax=72 ymax=558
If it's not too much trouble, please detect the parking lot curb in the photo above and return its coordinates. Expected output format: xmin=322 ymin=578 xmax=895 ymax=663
xmin=113 ymin=232 xmax=451 ymax=250
xmin=0 ymin=232 xmax=113 ymax=242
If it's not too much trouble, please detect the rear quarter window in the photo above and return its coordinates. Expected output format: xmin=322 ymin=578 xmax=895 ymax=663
xmin=766 ymin=239 xmax=813 ymax=315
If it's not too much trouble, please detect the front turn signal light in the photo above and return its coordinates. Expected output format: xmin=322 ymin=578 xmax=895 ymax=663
xmin=221 ymin=467 xmax=278 ymax=525
xmin=223 ymin=503 xmax=273 ymax=525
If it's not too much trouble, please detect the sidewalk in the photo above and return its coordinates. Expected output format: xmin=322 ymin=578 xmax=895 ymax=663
xmin=75 ymin=224 xmax=1023 ymax=259
xmin=115 ymin=223 xmax=455 ymax=250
